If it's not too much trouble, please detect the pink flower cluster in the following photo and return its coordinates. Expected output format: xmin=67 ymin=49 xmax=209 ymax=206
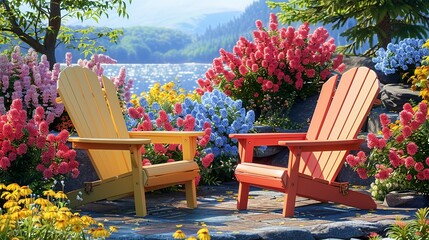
xmin=196 ymin=13 xmax=344 ymax=110
xmin=128 ymin=106 xmax=214 ymax=172
xmin=0 ymin=46 xmax=64 ymax=125
xmin=347 ymin=101 xmax=429 ymax=188
xmin=0 ymin=99 xmax=79 ymax=179
xmin=68 ymin=53 xmax=133 ymax=103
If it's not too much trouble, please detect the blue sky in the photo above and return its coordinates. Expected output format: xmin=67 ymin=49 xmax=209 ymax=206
xmin=66 ymin=0 xmax=257 ymax=30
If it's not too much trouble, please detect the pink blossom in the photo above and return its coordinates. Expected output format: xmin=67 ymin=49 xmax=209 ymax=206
xmin=346 ymin=154 xmax=360 ymax=167
xmin=202 ymin=153 xmax=215 ymax=168
xmin=415 ymin=162 xmax=424 ymax=171
xmin=379 ymin=113 xmax=391 ymax=127
xmin=406 ymin=174 xmax=413 ymax=181
xmin=399 ymin=110 xmax=413 ymax=126
xmin=174 ymin=103 xmax=182 ymax=114
xmin=404 ymin=156 xmax=415 ymax=169
xmin=426 ymin=157 xmax=429 ymax=166
xmin=403 ymin=102 xmax=414 ymax=114
xmin=255 ymin=20 xmax=263 ymax=30
xmin=153 ymin=144 xmax=167 ymax=154
xmin=357 ymin=168 xmax=368 ymax=179
xmin=43 ymin=168 xmax=53 ymax=179
xmin=395 ymin=134 xmax=405 ymax=143
xmin=0 ymin=157 xmax=10 ymax=170
xmin=16 ymin=144 xmax=27 ymax=155
xmin=402 ymin=126 xmax=412 ymax=138
xmin=142 ymin=159 xmax=152 ymax=166
xmin=388 ymin=150 xmax=401 ymax=168
xmin=418 ymin=102 xmax=428 ymax=115
xmin=382 ymin=127 xmax=392 ymax=139
xmin=406 ymin=142 xmax=418 ymax=155
xmin=366 ymin=133 xmax=379 ymax=149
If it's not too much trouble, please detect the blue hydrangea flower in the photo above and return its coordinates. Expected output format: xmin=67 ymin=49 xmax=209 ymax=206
xmin=373 ymin=38 xmax=429 ymax=75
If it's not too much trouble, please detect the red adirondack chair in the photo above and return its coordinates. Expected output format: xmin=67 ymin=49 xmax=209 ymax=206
xmin=230 ymin=67 xmax=379 ymax=217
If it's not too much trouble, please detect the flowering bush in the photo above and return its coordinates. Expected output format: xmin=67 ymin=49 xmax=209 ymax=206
xmin=130 ymin=81 xmax=199 ymax=114
xmin=127 ymin=83 xmax=255 ymax=185
xmin=346 ymin=101 xmax=429 ymax=200
xmin=0 ymin=183 xmax=117 ymax=239
xmin=0 ymin=46 xmax=64 ymax=125
xmin=410 ymin=39 xmax=429 ymax=101
xmin=373 ymin=38 xmax=429 ymax=78
xmin=196 ymin=13 xmax=344 ymax=126
xmin=0 ymin=99 xmax=79 ymax=193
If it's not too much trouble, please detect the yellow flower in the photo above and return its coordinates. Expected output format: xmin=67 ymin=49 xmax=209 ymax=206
xmin=54 ymin=191 xmax=68 ymax=199
xmin=109 ymin=226 xmax=118 ymax=233
xmin=1 ymin=191 xmax=19 ymax=201
xmin=34 ymin=197 xmax=52 ymax=207
xmin=80 ymin=215 xmax=96 ymax=227
xmin=173 ymin=229 xmax=186 ymax=239
xmin=0 ymin=183 xmax=6 ymax=190
xmin=17 ymin=208 xmax=32 ymax=219
xmin=186 ymin=236 xmax=197 ymax=240
xmin=72 ymin=224 xmax=83 ymax=233
xmin=3 ymin=200 xmax=18 ymax=209
xmin=43 ymin=189 xmax=56 ymax=197
xmin=6 ymin=183 xmax=20 ymax=191
xmin=18 ymin=186 xmax=32 ymax=196
xmin=197 ymin=228 xmax=210 ymax=240
xmin=90 ymin=226 xmax=110 ymax=238
xmin=54 ymin=218 xmax=68 ymax=230
xmin=18 ymin=197 xmax=33 ymax=207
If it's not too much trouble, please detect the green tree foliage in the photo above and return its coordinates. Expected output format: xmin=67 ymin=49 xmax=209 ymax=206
xmin=268 ymin=0 xmax=429 ymax=55
xmin=0 ymin=0 xmax=131 ymax=67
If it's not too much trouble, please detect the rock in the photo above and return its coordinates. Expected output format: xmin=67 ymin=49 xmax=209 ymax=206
xmin=384 ymin=191 xmax=429 ymax=208
xmin=310 ymin=221 xmax=387 ymax=239
xmin=367 ymin=107 xmax=399 ymax=134
xmin=380 ymin=84 xmax=421 ymax=112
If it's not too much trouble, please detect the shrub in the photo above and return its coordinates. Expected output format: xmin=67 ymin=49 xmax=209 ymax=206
xmin=346 ymin=101 xmax=429 ymax=200
xmin=0 ymin=99 xmax=79 ymax=193
xmin=373 ymin=38 xmax=429 ymax=78
xmin=196 ymin=13 xmax=344 ymax=127
xmin=0 ymin=183 xmax=117 ymax=239
xmin=0 ymin=46 xmax=64 ymax=125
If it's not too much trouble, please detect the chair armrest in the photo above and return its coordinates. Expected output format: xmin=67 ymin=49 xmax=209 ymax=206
xmin=229 ymin=133 xmax=307 ymax=146
xmin=229 ymin=132 xmax=307 ymax=163
xmin=129 ymin=131 xmax=203 ymax=144
xmin=279 ymin=139 xmax=365 ymax=152
xmin=68 ymin=137 xmax=151 ymax=150
xmin=128 ymin=131 xmax=204 ymax=160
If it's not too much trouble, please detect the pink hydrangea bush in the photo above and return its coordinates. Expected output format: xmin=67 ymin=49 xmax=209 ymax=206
xmin=196 ymin=13 xmax=345 ymax=124
xmin=0 ymin=99 xmax=79 ymax=192
xmin=0 ymin=46 xmax=64 ymax=125
xmin=346 ymin=102 xmax=429 ymax=200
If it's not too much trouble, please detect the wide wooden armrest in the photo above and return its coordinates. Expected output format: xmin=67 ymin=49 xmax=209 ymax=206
xmin=129 ymin=131 xmax=203 ymax=144
xmin=68 ymin=137 xmax=151 ymax=150
xmin=129 ymin=131 xmax=204 ymax=160
xmin=278 ymin=138 xmax=365 ymax=152
xmin=229 ymin=133 xmax=307 ymax=146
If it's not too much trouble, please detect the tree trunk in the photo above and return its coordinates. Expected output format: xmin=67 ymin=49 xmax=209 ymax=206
xmin=377 ymin=14 xmax=393 ymax=49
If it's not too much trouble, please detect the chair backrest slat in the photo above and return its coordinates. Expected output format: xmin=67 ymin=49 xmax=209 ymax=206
xmin=58 ymin=66 xmax=131 ymax=180
xmin=299 ymin=67 xmax=379 ymax=181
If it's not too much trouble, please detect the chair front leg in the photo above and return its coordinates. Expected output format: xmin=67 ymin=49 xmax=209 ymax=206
xmin=283 ymin=146 xmax=301 ymax=217
xmin=130 ymin=145 xmax=147 ymax=217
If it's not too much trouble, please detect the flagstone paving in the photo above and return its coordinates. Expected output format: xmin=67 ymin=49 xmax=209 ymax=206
xmin=76 ymin=181 xmax=415 ymax=240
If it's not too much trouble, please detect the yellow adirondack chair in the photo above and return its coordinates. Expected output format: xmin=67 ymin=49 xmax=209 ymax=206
xmin=230 ymin=67 xmax=379 ymax=217
xmin=58 ymin=66 xmax=203 ymax=217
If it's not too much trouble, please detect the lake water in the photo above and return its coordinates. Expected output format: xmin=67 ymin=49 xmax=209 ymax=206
xmin=101 ymin=63 xmax=212 ymax=94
